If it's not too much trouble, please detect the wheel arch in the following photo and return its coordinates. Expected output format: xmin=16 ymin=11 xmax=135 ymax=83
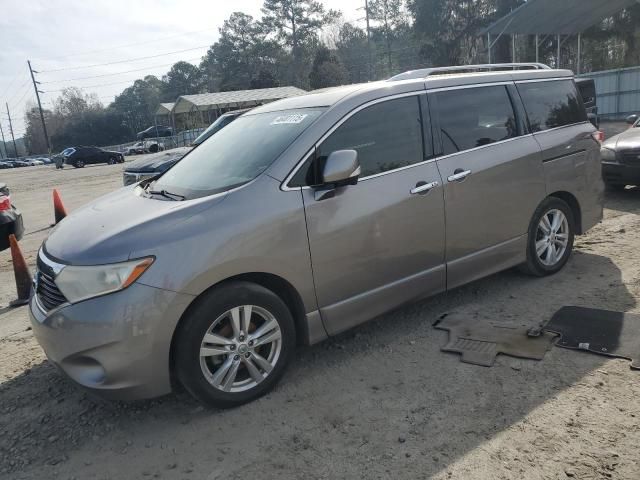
xmin=169 ymin=272 xmax=310 ymax=380
xmin=547 ymin=191 xmax=583 ymax=234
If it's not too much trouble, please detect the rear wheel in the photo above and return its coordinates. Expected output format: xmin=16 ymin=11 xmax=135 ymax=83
xmin=520 ymin=197 xmax=575 ymax=277
xmin=74 ymin=160 xmax=85 ymax=168
xmin=174 ymin=282 xmax=295 ymax=408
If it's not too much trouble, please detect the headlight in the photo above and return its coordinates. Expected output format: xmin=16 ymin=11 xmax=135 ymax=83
xmin=55 ymin=257 xmax=154 ymax=303
xmin=600 ymin=147 xmax=617 ymax=162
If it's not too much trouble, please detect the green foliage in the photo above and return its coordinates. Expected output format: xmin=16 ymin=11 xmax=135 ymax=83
xmin=309 ymin=45 xmax=346 ymax=89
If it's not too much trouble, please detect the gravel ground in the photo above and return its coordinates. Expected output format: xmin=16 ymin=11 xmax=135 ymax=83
xmin=1 ymin=153 xmax=640 ymax=479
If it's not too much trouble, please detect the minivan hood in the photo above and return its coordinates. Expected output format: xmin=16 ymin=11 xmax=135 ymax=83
xmin=124 ymin=147 xmax=191 ymax=173
xmin=603 ymin=128 xmax=640 ymax=150
xmin=44 ymin=186 xmax=225 ymax=265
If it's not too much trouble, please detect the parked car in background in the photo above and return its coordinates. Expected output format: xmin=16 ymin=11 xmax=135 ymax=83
xmin=0 ymin=183 xmax=24 ymax=251
xmin=122 ymin=109 xmax=246 ymax=186
xmin=0 ymin=160 xmax=15 ymax=169
xmin=125 ymin=140 xmax=165 ymax=156
xmin=35 ymin=157 xmax=53 ymax=165
xmin=32 ymin=64 xmax=603 ymax=408
xmin=601 ymin=116 xmax=640 ymax=190
xmin=61 ymin=146 xmax=124 ymax=168
xmin=122 ymin=147 xmax=190 ymax=186
xmin=23 ymin=158 xmax=44 ymax=166
xmin=137 ymin=125 xmax=173 ymax=140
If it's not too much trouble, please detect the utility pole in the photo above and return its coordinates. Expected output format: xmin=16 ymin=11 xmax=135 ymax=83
xmin=28 ymin=60 xmax=51 ymax=154
xmin=0 ymin=122 xmax=6 ymax=159
xmin=364 ymin=0 xmax=373 ymax=82
xmin=5 ymin=103 xmax=18 ymax=158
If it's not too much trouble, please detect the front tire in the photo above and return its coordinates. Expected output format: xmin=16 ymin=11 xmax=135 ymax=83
xmin=174 ymin=282 xmax=296 ymax=408
xmin=74 ymin=160 xmax=85 ymax=168
xmin=520 ymin=197 xmax=575 ymax=277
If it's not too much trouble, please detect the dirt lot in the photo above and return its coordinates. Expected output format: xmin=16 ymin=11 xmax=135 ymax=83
xmin=2 ymin=153 xmax=640 ymax=479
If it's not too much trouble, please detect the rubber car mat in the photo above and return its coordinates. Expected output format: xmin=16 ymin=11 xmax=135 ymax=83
xmin=433 ymin=314 xmax=555 ymax=366
xmin=542 ymin=306 xmax=640 ymax=369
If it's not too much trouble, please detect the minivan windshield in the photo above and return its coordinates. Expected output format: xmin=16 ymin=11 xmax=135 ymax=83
xmin=152 ymin=108 xmax=324 ymax=199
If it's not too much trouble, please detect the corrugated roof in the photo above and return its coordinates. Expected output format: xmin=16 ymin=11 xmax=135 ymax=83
xmin=483 ymin=0 xmax=639 ymax=35
xmin=172 ymin=86 xmax=306 ymax=114
xmin=155 ymin=103 xmax=175 ymax=115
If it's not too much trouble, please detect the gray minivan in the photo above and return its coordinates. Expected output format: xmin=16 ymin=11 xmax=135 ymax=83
xmin=30 ymin=64 xmax=603 ymax=407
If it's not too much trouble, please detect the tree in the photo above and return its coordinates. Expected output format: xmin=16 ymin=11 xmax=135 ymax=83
xmin=309 ymin=45 xmax=347 ymax=89
xmin=261 ymin=0 xmax=339 ymax=86
xmin=368 ymin=0 xmax=408 ymax=74
xmin=200 ymin=12 xmax=284 ymax=91
xmin=162 ymin=61 xmax=204 ymax=100
xmin=336 ymin=23 xmax=370 ymax=83
xmin=111 ymin=75 xmax=164 ymax=134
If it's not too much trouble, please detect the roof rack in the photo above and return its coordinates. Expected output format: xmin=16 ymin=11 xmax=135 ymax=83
xmin=388 ymin=63 xmax=551 ymax=81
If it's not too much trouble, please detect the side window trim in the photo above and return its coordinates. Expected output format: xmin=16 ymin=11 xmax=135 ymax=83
xmin=506 ymin=83 xmax=530 ymax=135
xmin=418 ymin=94 xmax=435 ymax=160
xmin=284 ymin=92 xmax=430 ymax=189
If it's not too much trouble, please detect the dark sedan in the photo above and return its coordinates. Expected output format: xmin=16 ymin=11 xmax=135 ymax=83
xmin=122 ymin=147 xmax=191 ymax=186
xmin=0 ymin=183 xmax=24 ymax=251
xmin=601 ymin=115 xmax=640 ymax=190
xmin=62 ymin=146 xmax=124 ymax=168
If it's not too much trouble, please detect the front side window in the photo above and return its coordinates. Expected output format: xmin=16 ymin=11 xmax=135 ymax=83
xmin=517 ymin=79 xmax=587 ymax=132
xmin=434 ymin=85 xmax=518 ymax=156
xmin=152 ymin=108 xmax=324 ymax=199
xmin=291 ymin=96 xmax=426 ymax=186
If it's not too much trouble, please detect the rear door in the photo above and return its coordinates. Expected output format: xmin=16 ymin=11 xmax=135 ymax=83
xmin=515 ymin=79 xmax=600 ymax=230
xmin=430 ymin=83 xmax=546 ymax=289
xmin=292 ymin=94 xmax=446 ymax=335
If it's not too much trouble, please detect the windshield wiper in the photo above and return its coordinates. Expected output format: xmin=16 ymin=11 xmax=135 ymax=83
xmin=147 ymin=189 xmax=185 ymax=201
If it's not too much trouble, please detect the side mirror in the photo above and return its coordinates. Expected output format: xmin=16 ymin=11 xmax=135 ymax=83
xmin=321 ymin=150 xmax=360 ymax=186
xmin=626 ymin=114 xmax=638 ymax=125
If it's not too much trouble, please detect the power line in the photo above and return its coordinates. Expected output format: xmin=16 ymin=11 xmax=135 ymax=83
xmin=38 ymin=27 xmax=217 ymax=61
xmin=39 ymin=45 xmax=211 ymax=73
xmin=0 ymin=69 xmax=30 ymax=100
xmin=40 ymin=57 xmax=202 ymax=84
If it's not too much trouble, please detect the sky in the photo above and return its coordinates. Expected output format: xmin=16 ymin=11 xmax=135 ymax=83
xmin=0 ymin=0 xmax=365 ymax=137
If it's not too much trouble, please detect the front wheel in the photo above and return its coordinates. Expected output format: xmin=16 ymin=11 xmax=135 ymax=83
xmin=520 ymin=197 xmax=575 ymax=277
xmin=74 ymin=160 xmax=85 ymax=168
xmin=174 ymin=282 xmax=296 ymax=408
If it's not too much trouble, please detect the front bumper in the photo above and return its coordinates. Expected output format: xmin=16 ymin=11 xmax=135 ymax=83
xmin=29 ymin=282 xmax=194 ymax=400
xmin=602 ymin=162 xmax=640 ymax=185
xmin=0 ymin=207 xmax=24 ymax=250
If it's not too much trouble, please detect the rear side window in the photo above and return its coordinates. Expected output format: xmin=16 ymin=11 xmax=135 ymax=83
xmin=291 ymin=96 xmax=427 ymax=186
xmin=517 ymin=80 xmax=587 ymax=132
xmin=434 ymin=85 xmax=518 ymax=156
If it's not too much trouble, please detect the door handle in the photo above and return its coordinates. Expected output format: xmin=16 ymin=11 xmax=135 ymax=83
xmin=447 ymin=169 xmax=472 ymax=182
xmin=410 ymin=181 xmax=439 ymax=195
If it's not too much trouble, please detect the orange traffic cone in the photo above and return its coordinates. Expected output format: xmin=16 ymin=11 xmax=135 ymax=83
xmin=53 ymin=189 xmax=68 ymax=225
xmin=9 ymin=234 xmax=32 ymax=307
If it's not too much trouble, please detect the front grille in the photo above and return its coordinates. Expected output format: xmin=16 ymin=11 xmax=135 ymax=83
xmin=620 ymin=149 xmax=640 ymax=165
xmin=36 ymin=270 xmax=67 ymax=312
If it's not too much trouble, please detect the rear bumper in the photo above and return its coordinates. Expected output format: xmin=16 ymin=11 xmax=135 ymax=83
xmin=29 ymin=282 xmax=194 ymax=401
xmin=602 ymin=162 xmax=640 ymax=185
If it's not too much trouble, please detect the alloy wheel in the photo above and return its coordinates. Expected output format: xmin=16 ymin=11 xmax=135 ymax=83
xmin=535 ymin=209 xmax=569 ymax=266
xmin=199 ymin=305 xmax=282 ymax=393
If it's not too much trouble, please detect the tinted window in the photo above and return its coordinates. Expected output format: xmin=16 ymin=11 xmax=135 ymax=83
xmin=434 ymin=86 xmax=517 ymax=156
xmin=290 ymin=96 xmax=425 ymax=186
xmin=153 ymin=109 xmax=324 ymax=199
xmin=517 ymin=80 xmax=587 ymax=132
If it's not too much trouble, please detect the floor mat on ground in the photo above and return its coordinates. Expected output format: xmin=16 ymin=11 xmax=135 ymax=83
xmin=543 ymin=306 xmax=640 ymax=369
xmin=433 ymin=314 xmax=555 ymax=366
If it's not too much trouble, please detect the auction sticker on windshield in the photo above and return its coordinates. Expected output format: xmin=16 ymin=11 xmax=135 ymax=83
xmin=271 ymin=114 xmax=309 ymax=125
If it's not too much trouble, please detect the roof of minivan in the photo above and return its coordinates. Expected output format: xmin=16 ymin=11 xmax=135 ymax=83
xmin=249 ymin=68 xmax=574 ymax=114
